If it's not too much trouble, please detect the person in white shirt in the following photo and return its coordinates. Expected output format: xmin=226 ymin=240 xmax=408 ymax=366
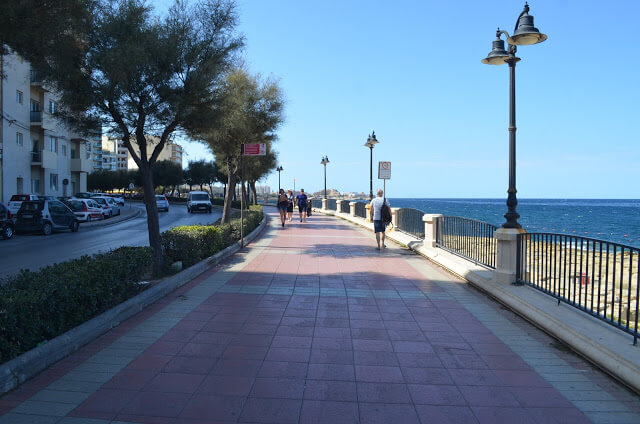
xmin=369 ymin=189 xmax=390 ymax=250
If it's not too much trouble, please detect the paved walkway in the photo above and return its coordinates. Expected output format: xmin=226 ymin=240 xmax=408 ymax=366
xmin=1 ymin=210 xmax=640 ymax=423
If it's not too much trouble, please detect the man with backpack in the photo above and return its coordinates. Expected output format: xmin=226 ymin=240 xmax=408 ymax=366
xmin=369 ymin=188 xmax=391 ymax=250
xmin=296 ymin=189 xmax=309 ymax=223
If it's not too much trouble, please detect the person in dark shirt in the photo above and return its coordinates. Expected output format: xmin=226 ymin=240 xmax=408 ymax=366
xmin=296 ymin=189 xmax=308 ymax=223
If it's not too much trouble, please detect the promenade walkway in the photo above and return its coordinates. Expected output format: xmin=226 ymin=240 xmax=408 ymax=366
xmin=1 ymin=209 xmax=639 ymax=423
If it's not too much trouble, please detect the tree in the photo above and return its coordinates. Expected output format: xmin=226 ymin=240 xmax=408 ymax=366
xmin=190 ymin=69 xmax=284 ymax=223
xmin=153 ymin=161 xmax=183 ymax=194
xmin=37 ymin=0 xmax=242 ymax=274
xmin=244 ymin=144 xmax=277 ymax=205
xmin=186 ymin=160 xmax=212 ymax=191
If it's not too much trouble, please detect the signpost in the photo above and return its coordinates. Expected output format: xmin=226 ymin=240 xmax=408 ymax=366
xmin=240 ymin=144 xmax=267 ymax=247
xmin=378 ymin=161 xmax=391 ymax=198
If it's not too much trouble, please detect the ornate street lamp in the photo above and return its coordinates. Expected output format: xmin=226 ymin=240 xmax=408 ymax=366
xmin=482 ymin=2 xmax=546 ymax=229
xmin=363 ymin=131 xmax=379 ymax=200
xmin=276 ymin=165 xmax=283 ymax=192
xmin=320 ymin=156 xmax=329 ymax=199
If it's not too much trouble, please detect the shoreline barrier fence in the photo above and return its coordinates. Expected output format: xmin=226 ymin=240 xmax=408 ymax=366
xmin=326 ymin=199 xmax=337 ymax=211
xmin=311 ymin=199 xmax=323 ymax=209
xmin=435 ymin=216 xmax=498 ymax=269
xmin=355 ymin=202 xmax=367 ymax=218
xmin=340 ymin=201 xmax=350 ymax=214
xmin=395 ymin=208 xmax=426 ymax=239
xmin=517 ymin=233 xmax=639 ymax=344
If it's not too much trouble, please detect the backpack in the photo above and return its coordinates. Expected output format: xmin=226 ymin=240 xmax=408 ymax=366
xmin=381 ymin=198 xmax=392 ymax=224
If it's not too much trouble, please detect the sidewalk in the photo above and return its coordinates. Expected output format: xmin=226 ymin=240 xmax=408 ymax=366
xmin=1 ymin=209 xmax=639 ymax=423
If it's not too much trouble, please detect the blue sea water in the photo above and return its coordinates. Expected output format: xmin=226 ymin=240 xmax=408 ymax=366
xmin=388 ymin=198 xmax=640 ymax=248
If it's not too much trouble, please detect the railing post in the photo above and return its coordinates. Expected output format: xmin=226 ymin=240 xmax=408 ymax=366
xmin=365 ymin=204 xmax=371 ymax=222
xmin=338 ymin=200 xmax=346 ymax=214
xmin=349 ymin=201 xmax=356 ymax=217
xmin=493 ymin=228 xmax=527 ymax=284
xmin=423 ymin=214 xmax=442 ymax=248
xmin=389 ymin=207 xmax=399 ymax=232
xmin=322 ymin=198 xmax=328 ymax=210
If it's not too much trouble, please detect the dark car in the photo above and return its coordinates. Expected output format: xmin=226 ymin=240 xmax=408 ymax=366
xmin=15 ymin=200 xmax=80 ymax=235
xmin=0 ymin=203 xmax=14 ymax=239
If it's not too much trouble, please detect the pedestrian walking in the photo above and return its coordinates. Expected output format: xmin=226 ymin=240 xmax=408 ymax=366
xmin=296 ymin=189 xmax=309 ymax=223
xmin=277 ymin=189 xmax=289 ymax=228
xmin=369 ymin=188 xmax=390 ymax=250
xmin=286 ymin=189 xmax=294 ymax=222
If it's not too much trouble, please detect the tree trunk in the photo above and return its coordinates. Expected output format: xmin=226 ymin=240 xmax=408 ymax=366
xmin=249 ymin=181 xmax=257 ymax=205
xmin=221 ymin=158 xmax=237 ymax=224
xmin=223 ymin=183 xmax=227 ymax=199
xmin=139 ymin=164 xmax=163 ymax=275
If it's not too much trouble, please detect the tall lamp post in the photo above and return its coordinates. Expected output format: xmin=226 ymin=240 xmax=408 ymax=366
xmin=364 ymin=131 xmax=379 ymax=200
xmin=483 ymin=2 xmax=546 ymax=229
xmin=320 ymin=156 xmax=329 ymax=199
xmin=276 ymin=165 xmax=283 ymax=192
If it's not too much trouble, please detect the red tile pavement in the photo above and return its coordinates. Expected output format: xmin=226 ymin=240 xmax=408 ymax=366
xmin=0 ymin=210 xmax=599 ymax=423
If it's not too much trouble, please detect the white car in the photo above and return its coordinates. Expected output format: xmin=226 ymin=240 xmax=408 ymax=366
xmin=92 ymin=196 xmax=121 ymax=218
xmin=155 ymin=194 xmax=170 ymax=212
xmin=186 ymin=191 xmax=212 ymax=213
xmin=107 ymin=193 xmax=125 ymax=206
xmin=7 ymin=194 xmax=40 ymax=216
xmin=64 ymin=198 xmax=104 ymax=222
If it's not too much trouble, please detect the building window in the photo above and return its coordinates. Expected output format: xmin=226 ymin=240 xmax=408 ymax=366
xmin=50 ymin=174 xmax=58 ymax=191
xmin=62 ymin=144 xmax=67 ymax=156
xmin=70 ymin=147 xmax=77 ymax=159
xmin=50 ymin=136 xmax=58 ymax=153
xmin=16 ymin=90 xmax=23 ymax=104
xmin=16 ymin=132 xmax=23 ymax=146
xmin=48 ymin=100 xmax=56 ymax=114
xmin=31 ymin=179 xmax=40 ymax=194
xmin=30 ymin=100 xmax=40 ymax=112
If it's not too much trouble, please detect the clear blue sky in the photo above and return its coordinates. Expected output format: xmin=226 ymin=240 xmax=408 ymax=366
xmin=163 ymin=0 xmax=639 ymax=198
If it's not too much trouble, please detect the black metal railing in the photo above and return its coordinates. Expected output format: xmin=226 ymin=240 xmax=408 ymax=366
xmin=435 ymin=216 xmax=498 ymax=269
xmin=395 ymin=208 xmax=425 ymax=239
xmin=354 ymin=202 xmax=367 ymax=218
xmin=31 ymin=151 xmax=42 ymax=162
xmin=340 ymin=201 xmax=350 ymax=214
xmin=517 ymin=233 xmax=639 ymax=344
xmin=311 ymin=199 xmax=322 ymax=209
xmin=325 ymin=199 xmax=336 ymax=210
xmin=30 ymin=70 xmax=41 ymax=83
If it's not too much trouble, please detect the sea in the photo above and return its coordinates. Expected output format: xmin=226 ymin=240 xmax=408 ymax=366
xmin=387 ymin=198 xmax=640 ymax=249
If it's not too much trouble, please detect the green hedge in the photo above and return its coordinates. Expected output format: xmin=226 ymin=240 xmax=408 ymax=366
xmin=0 ymin=247 xmax=153 ymax=363
xmin=161 ymin=205 xmax=263 ymax=268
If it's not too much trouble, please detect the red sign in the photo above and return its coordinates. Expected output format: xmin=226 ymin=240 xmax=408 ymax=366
xmin=243 ymin=143 xmax=266 ymax=156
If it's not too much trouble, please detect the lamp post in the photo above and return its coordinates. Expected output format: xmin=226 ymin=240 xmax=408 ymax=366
xmin=364 ymin=131 xmax=379 ymax=200
xmin=320 ymin=156 xmax=329 ymax=199
xmin=276 ymin=165 xmax=283 ymax=192
xmin=482 ymin=2 xmax=546 ymax=229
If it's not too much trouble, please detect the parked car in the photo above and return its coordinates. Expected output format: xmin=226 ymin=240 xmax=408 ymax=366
xmin=92 ymin=196 xmax=121 ymax=218
xmin=187 ymin=191 xmax=212 ymax=213
xmin=155 ymin=194 xmax=170 ymax=212
xmin=64 ymin=199 xmax=104 ymax=222
xmin=107 ymin=193 xmax=125 ymax=206
xmin=0 ymin=203 xmax=15 ymax=239
xmin=7 ymin=194 xmax=39 ymax=216
xmin=74 ymin=192 xmax=93 ymax=199
xmin=15 ymin=200 xmax=79 ymax=235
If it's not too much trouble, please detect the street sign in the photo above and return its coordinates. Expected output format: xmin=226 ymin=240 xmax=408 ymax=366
xmin=242 ymin=143 xmax=266 ymax=156
xmin=129 ymin=183 xmax=135 ymax=190
xmin=378 ymin=161 xmax=391 ymax=179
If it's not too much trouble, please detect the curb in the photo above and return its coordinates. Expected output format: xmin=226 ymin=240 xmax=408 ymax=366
xmin=82 ymin=206 xmax=142 ymax=229
xmin=0 ymin=215 xmax=267 ymax=395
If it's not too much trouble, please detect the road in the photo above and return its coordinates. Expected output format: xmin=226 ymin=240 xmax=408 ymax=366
xmin=0 ymin=203 xmax=222 ymax=280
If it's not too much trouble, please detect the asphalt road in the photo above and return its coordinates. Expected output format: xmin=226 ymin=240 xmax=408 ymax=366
xmin=0 ymin=203 xmax=222 ymax=280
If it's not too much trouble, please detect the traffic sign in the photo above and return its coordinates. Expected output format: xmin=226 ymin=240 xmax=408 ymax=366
xmin=242 ymin=143 xmax=266 ymax=156
xmin=378 ymin=161 xmax=391 ymax=179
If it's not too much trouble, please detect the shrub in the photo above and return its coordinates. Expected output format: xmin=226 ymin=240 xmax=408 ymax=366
xmin=0 ymin=247 xmax=152 ymax=363
xmin=161 ymin=205 xmax=263 ymax=267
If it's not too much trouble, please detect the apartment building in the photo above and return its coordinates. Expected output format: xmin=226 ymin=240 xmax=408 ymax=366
xmin=0 ymin=51 xmax=90 ymax=202
xmin=123 ymin=135 xmax=183 ymax=170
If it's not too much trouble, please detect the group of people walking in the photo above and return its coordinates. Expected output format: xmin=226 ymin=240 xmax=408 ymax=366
xmin=277 ymin=188 xmax=310 ymax=228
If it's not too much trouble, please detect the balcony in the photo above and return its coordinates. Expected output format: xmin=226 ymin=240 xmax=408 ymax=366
xmin=31 ymin=150 xmax=57 ymax=169
xmin=71 ymin=157 xmax=91 ymax=173
xmin=30 ymin=111 xmax=42 ymax=124
xmin=29 ymin=70 xmax=47 ymax=90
